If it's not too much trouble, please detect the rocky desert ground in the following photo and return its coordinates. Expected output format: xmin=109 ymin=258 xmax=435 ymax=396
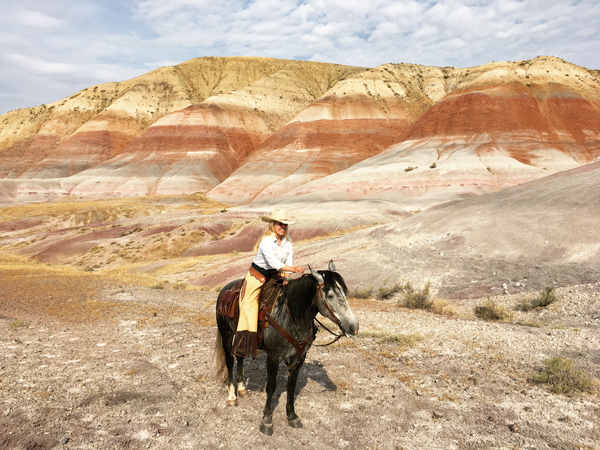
xmin=1 ymin=254 xmax=599 ymax=450
xmin=2 ymin=54 xmax=600 ymax=450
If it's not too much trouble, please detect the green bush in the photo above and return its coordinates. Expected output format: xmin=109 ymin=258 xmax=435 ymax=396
xmin=533 ymin=357 xmax=592 ymax=395
xmin=402 ymin=282 xmax=432 ymax=310
xmin=404 ymin=166 xmax=416 ymax=172
xmin=518 ymin=287 xmax=559 ymax=311
xmin=474 ymin=298 xmax=508 ymax=321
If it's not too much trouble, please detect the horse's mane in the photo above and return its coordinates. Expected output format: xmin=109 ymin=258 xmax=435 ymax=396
xmin=283 ymin=270 xmax=348 ymax=319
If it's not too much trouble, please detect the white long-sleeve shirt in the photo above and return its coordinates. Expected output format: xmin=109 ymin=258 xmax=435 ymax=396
xmin=252 ymin=235 xmax=293 ymax=271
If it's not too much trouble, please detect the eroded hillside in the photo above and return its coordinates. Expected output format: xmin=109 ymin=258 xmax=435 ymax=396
xmin=1 ymin=56 xmax=600 ymax=225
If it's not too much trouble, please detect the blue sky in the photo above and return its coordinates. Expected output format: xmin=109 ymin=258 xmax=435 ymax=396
xmin=1 ymin=0 xmax=599 ymax=115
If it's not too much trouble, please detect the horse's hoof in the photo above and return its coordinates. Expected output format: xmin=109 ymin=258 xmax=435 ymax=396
xmin=237 ymin=388 xmax=248 ymax=398
xmin=288 ymin=418 xmax=303 ymax=428
xmin=226 ymin=399 xmax=238 ymax=407
xmin=260 ymin=423 xmax=273 ymax=436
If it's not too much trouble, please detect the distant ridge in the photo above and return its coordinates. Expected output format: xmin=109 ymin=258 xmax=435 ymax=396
xmin=1 ymin=56 xmax=599 ymax=224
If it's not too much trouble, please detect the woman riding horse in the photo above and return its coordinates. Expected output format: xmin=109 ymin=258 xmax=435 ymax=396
xmin=232 ymin=208 xmax=305 ymax=359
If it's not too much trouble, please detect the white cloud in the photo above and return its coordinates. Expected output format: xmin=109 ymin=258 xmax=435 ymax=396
xmin=1 ymin=0 xmax=599 ymax=115
xmin=17 ymin=10 xmax=64 ymax=28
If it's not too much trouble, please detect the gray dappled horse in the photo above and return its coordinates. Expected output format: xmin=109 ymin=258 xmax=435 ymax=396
xmin=215 ymin=261 xmax=359 ymax=435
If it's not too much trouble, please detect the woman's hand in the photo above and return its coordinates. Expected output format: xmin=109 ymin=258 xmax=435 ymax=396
xmin=280 ymin=265 xmax=305 ymax=275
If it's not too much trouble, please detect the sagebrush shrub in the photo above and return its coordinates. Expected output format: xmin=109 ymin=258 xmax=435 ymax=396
xmin=533 ymin=356 xmax=591 ymax=395
xmin=349 ymin=287 xmax=374 ymax=299
xmin=377 ymin=281 xmax=410 ymax=300
xmin=518 ymin=286 xmax=559 ymax=311
xmin=403 ymin=282 xmax=432 ymax=310
xmin=474 ymin=298 xmax=508 ymax=321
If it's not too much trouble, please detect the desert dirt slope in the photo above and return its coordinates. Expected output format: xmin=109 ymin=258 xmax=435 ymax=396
xmin=0 ymin=257 xmax=599 ymax=450
xmin=181 ymin=160 xmax=600 ymax=300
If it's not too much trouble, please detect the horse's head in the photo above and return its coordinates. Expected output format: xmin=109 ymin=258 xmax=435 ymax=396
xmin=310 ymin=261 xmax=359 ymax=337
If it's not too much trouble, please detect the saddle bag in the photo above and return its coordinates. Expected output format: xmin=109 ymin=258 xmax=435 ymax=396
xmin=217 ymin=280 xmax=244 ymax=318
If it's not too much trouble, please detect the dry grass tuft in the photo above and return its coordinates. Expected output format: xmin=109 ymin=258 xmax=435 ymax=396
xmin=155 ymin=254 xmax=234 ymax=276
xmin=9 ymin=319 xmax=26 ymax=329
xmin=0 ymin=193 xmax=227 ymax=225
xmin=518 ymin=320 xmax=544 ymax=328
xmin=533 ymin=356 xmax=592 ymax=395
xmin=360 ymin=330 xmax=424 ymax=348
xmin=430 ymin=298 xmax=456 ymax=316
xmin=192 ymin=314 xmax=216 ymax=327
xmin=474 ymin=298 xmax=509 ymax=321
xmin=0 ymin=254 xmax=90 ymax=276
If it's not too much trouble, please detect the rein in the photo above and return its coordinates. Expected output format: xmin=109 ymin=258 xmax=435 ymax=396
xmin=265 ymin=279 xmax=345 ymax=364
xmin=313 ymin=317 xmax=344 ymax=346
xmin=265 ymin=293 xmax=312 ymax=364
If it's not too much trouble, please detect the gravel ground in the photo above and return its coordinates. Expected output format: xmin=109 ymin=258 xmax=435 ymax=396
xmin=1 ymin=273 xmax=599 ymax=450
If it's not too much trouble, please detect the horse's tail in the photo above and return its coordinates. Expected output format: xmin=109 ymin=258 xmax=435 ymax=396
xmin=214 ymin=327 xmax=228 ymax=383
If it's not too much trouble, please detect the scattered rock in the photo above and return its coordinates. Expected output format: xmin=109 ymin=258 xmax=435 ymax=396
xmin=60 ymin=436 xmax=70 ymax=444
xmin=508 ymin=423 xmax=519 ymax=433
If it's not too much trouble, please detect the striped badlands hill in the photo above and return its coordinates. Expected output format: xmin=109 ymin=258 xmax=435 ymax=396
xmin=256 ymin=57 xmax=600 ymax=216
xmin=2 ymin=56 xmax=600 ymax=216
xmin=207 ymin=64 xmax=445 ymax=204
xmin=0 ymin=57 xmax=363 ymax=203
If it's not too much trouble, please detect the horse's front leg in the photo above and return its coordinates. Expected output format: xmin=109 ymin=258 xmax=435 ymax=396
xmin=236 ymin=356 xmax=247 ymax=398
xmin=286 ymin=356 xmax=305 ymax=428
xmin=260 ymin=356 xmax=279 ymax=436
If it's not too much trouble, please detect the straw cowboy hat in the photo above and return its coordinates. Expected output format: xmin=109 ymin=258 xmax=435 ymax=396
xmin=261 ymin=209 xmax=296 ymax=224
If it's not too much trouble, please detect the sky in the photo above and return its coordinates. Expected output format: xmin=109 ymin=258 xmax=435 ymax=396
xmin=1 ymin=0 xmax=599 ymax=115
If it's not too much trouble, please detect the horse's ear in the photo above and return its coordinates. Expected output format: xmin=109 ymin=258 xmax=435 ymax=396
xmin=309 ymin=265 xmax=324 ymax=284
xmin=328 ymin=260 xmax=336 ymax=272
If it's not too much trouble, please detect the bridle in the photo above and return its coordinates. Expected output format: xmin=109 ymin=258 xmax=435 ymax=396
xmin=313 ymin=281 xmax=346 ymax=346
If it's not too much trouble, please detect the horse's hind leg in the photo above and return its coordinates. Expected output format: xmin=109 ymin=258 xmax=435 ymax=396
xmin=236 ymin=356 xmax=248 ymax=397
xmin=286 ymin=357 xmax=305 ymax=428
xmin=218 ymin=319 xmax=238 ymax=407
xmin=260 ymin=355 xmax=278 ymax=436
